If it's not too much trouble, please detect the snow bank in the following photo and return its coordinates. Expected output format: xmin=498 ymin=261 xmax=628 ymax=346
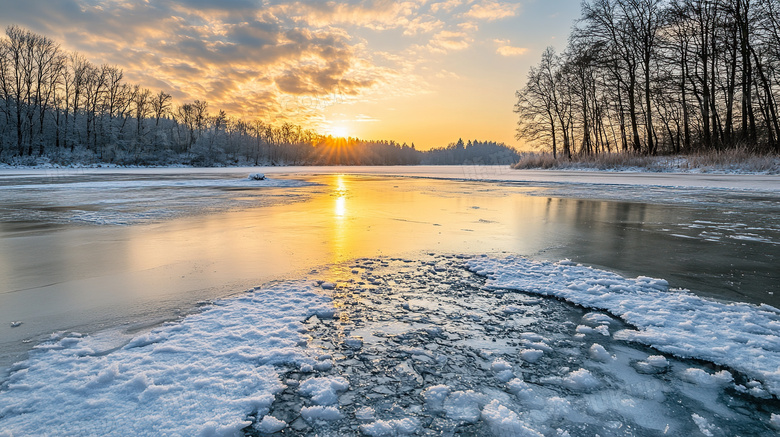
xmin=468 ymin=256 xmax=780 ymax=397
xmin=0 ymin=281 xmax=333 ymax=436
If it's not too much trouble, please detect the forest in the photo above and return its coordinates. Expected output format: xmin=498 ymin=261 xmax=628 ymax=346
xmin=515 ymin=0 xmax=780 ymax=159
xmin=0 ymin=26 xmax=518 ymax=167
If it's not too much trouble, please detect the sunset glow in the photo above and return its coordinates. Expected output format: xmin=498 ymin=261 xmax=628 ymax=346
xmin=327 ymin=125 xmax=351 ymax=139
xmin=0 ymin=1 xmax=580 ymax=149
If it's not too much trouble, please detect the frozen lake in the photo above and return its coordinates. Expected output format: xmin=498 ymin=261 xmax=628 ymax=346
xmin=0 ymin=166 xmax=779 ymax=436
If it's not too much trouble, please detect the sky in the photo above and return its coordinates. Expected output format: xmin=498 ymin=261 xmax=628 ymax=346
xmin=0 ymin=0 xmax=581 ymax=150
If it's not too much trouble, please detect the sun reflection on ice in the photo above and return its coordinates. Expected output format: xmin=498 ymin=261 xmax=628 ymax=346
xmin=335 ymin=197 xmax=346 ymax=218
xmin=332 ymin=174 xmax=350 ymax=263
xmin=334 ymin=174 xmax=347 ymax=219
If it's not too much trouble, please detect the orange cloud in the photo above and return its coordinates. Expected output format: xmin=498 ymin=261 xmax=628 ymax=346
xmin=428 ymin=30 xmax=472 ymax=53
xmin=465 ymin=1 xmax=520 ymax=21
xmin=497 ymin=45 xmax=528 ymax=56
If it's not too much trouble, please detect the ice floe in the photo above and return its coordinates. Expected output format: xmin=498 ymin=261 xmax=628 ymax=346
xmin=468 ymin=255 xmax=780 ymax=397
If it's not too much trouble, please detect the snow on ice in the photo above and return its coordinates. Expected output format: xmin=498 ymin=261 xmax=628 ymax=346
xmin=468 ymin=255 xmax=780 ymax=398
xmin=0 ymin=281 xmax=333 ymax=436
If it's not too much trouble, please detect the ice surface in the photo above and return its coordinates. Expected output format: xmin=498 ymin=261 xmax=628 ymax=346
xmin=468 ymin=255 xmax=780 ymax=397
xmin=0 ymin=172 xmax=317 ymax=225
xmin=2 ymin=255 xmax=778 ymax=436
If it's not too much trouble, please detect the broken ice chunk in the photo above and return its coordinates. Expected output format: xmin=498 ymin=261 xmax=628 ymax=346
xmin=248 ymin=173 xmax=266 ymax=180
xmin=588 ymin=344 xmax=612 ymax=362
xmin=491 ymin=358 xmax=513 ymax=372
xmin=255 ymin=416 xmax=286 ymax=433
xmin=299 ymin=376 xmax=349 ymax=405
xmin=634 ymin=355 xmax=670 ymax=373
xmin=443 ymin=390 xmax=483 ymax=423
xmin=681 ymin=368 xmax=733 ymax=386
xmin=344 ymin=336 xmax=363 ymax=349
xmin=770 ymin=413 xmax=780 ymax=430
xmin=361 ymin=417 xmax=420 ymax=436
xmin=581 ymin=312 xmax=613 ymax=326
xmin=645 ymin=355 xmax=669 ymax=367
xmin=691 ymin=413 xmax=716 ymax=436
xmin=301 ymin=405 xmax=343 ymax=422
xmin=558 ymin=368 xmax=600 ymax=391
xmin=481 ymin=400 xmax=543 ymax=437
xmin=576 ymin=325 xmax=610 ymax=336
xmin=421 ymin=385 xmax=450 ymax=412
xmin=519 ymin=349 xmax=544 ymax=363
xmin=491 ymin=358 xmax=515 ymax=382
xmin=355 ymin=406 xmax=376 ymax=421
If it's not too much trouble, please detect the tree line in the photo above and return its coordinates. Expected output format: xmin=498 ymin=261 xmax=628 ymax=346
xmin=0 ymin=25 xmax=518 ymax=166
xmin=515 ymin=0 xmax=780 ymax=158
xmin=421 ymin=138 xmax=520 ymax=165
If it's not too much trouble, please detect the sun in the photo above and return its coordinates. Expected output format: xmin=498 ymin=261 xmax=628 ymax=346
xmin=327 ymin=125 xmax=350 ymax=138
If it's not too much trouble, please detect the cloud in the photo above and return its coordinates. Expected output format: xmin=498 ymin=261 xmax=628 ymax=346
xmin=267 ymin=0 xmax=439 ymax=34
xmin=430 ymin=0 xmax=464 ymax=13
xmin=0 ymin=0 xmax=507 ymax=130
xmin=464 ymin=1 xmax=520 ymax=21
xmin=496 ymin=45 xmax=528 ymax=56
xmin=428 ymin=30 xmax=472 ymax=53
xmin=354 ymin=114 xmax=380 ymax=122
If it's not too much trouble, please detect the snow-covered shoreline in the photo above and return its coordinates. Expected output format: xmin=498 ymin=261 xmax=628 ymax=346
xmin=0 ymin=281 xmax=335 ymax=436
xmin=2 ymin=164 xmax=778 ymax=191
